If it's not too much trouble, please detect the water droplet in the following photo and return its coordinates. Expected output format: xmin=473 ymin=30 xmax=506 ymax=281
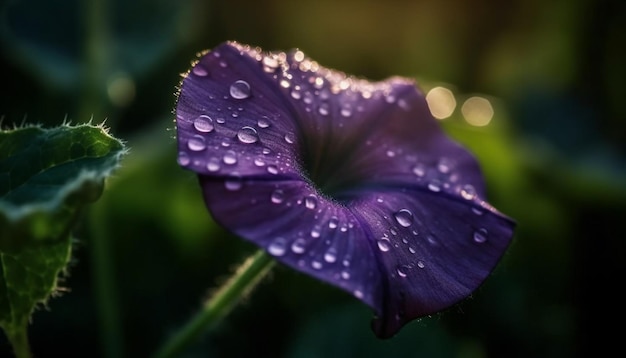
xmin=192 ymin=65 xmax=208 ymax=76
xmin=193 ymin=115 xmax=214 ymax=133
xmin=257 ymin=117 xmax=270 ymax=128
xmin=412 ymin=164 xmax=426 ymax=177
xmin=386 ymin=150 xmax=396 ymax=157
xmin=473 ymin=228 xmax=488 ymax=244
xmin=417 ymin=261 xmax=425 ymax=269
xmin=377 ymin=238 xmax=391 ymax=252
xmin=268 ymin=237 xmax=287 ymax=256
xmin=427 ymin=180 xmax=441 ymax=192
xmin=254 ymin=158 xmax=265 ymax=167
xmin=224 ymin=178 xmax=243 ymax=191
xmin=270 ymin=189 xmax=285 ymax=204
xmin=237 ymin=126 xmax=259 ymax=144
xmin=310 ymin=226 xmax=321 ymax=238
xmin=230 ymin=80 xmax=250 ymax=99
xmin=304 ymin=195 xmax=318 ymax=210
xmin=460 ymin=184 xmax=476 ymax=200
xmin=341 ymin=271 xmax=350 ymax=280
xmin=408 ymin=246 xmax=416 ymax=254
xmin=324 ymin=248 xmax=337 ymax=263
xmin=263 ymin=56 xmax=279 ymax=72
xmin=284 ymin=132 xmax=295 ymax=144
xmin=311 ymin=260 xmax=323 ymax=270
xmin=396 ymin=265 xmax=410 ymax=278
xmin=178 ymin=152 xmax=190 ymax=166
xmin=340 ymin=106 xmax=352 ymax=117
xmin=223 ymin=150 xmax=237 ymax=165
xmin=216 ymin=117 xmax=226 ymax=124
xmin=427 ymin=235 xmax=438 ymax=245
xmin=328 ymin=216 xmax=338 ymax=229
xmin=472 ymin=207 xmax=484 ymax=216
xmin=393 ymin=209 xmax=413 ymax=227
xmin=354 ymin=290 xmax=364 ymax=299
xmin=290 ymin=89 xmax=301 ymax=99
xmin=437 ymin=158 xmax=452 ymax=174
xmin=291 ymin=238 xmax=307 ymax=254
xmin=207 ymin=157 xmax=221 ymax=172
xmin=267 ymin=165 xmax=279 ymax=175
xmin=318 ymin=103 xmax=330 ymax=116
xmin=187 ymin=135 xmax=206 ymax=151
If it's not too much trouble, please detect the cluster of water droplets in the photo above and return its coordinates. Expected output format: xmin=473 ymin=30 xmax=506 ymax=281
xmin=261 ymin=201 xmax=372 ymax=300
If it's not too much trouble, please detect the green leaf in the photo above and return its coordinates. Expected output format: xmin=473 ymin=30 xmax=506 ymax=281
xmin=0 ymin=123 xmax=126 ymax=356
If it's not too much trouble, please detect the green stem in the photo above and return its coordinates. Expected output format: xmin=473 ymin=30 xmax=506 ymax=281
xmin=89 ymin=198 xmax=123 ymax=358
xmin=6 ymin=322 xmax=31 ymax=358
xmin=154 ymin=250 xmax=275 ymax=358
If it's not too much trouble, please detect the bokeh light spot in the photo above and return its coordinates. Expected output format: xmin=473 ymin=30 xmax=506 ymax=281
xmin=426 ymin=86 xmax=456 ymax=120
xmin=461 ymin=96 xmax=493 ymax=127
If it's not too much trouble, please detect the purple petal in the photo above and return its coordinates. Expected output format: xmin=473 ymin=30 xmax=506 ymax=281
xmin=176 ymin=41 xmax=515 ymax=338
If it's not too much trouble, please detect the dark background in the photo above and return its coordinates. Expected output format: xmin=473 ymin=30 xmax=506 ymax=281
xmin=1 ymin=0 xmax=625 ymax=357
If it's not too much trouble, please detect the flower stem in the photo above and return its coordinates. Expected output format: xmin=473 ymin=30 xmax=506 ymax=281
xmin=154 ymin=250 xmax=275 ymax=358
xmin=89 ymin=198 xmax=124 ymax=358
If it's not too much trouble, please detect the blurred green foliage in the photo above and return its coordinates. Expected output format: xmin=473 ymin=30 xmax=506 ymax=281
xmin=1 ymin=0 xmax=625 ymax=357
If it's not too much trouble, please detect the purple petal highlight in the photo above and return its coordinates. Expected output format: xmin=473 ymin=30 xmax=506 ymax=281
xmin=176 ymin=41 xmax=516 ymax=338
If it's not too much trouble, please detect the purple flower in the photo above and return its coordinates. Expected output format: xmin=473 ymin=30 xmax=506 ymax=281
xmin=175 ymin=41 xmax=515 ymax=338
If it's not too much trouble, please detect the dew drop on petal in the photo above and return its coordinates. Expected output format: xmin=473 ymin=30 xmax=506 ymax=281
xmin=412 ymin=164 xmax=426 ymax=177
xmin=472 ymin=207 xmax=484 ymax=216
xmin=318 ymin=103 xmax=330 ymax=116
xmin=304 ymin=195 xmax=318 ymax=210
xmin=341 ymin=271 xmax=350 ymax=280
xmin=428 ymin=179 xmax=442 ymax=192
xmin=192 ymin=65 xmax=208 ymax=76
xmin=257 ymin=117 xmax=271 ymax=128
xmin=230 ymin=80 xmax=251 ymax=99
xmin=267 ymin=165 xmax=278 ymax=175
xmin=396 ymin=265 xmax=410 ymax=278
xmin=224 ymin=178 xmax=243 ymax=191
xmin=223 ymin=150 xmax=237 ymax=165
xmin=178 ymin=152 xmax=190 ymax=166
xmin=207 ymin=157 xmax=221 ymax=172
xmin=284 ymin=132 xmax=295 ymax=144
xmin=193 ymin=115 xmax=214 ymax=133
xmin=437 ymin=158 xmax=453 ymax=174
xmin=270 ymin=189 xmax=285 ymax=204
xmin=417 ymin=261 xmax=425 ymax=269
xmin=311 ymin=260 xmax=323 ymax=270
xmin=393 ymin=209 xmax=413 ymax=227
xmin=291 ymin=238 xmax=307 ymax=254
xmin=237 ymin=126 xmax=259 ymax=144
xmin=473 ymin=228 xmax=488 ymax=244
xmin=268 ymin=237 xmax=287 ymax=256
xmin=254 ymin=158 xmax=265 ymax=166
xmin=187 ymin=135 xmax=206 ymax=151
xmin=310 ymin=226 xmax=321 ymax=238
xmin=324 ymin=248 xmax=337 ymax=263
xmin=354 ymin=290 xmax=364 ymax=299
xmin=460 ymin=184 xmax=477 ymax=200
xmin=328 ymin=216 xmax=338 ymax=229
xmin=408 ymin=246 xmax=416 ymax=254
xmin=377 ymin=238 xmax=391 ymax=252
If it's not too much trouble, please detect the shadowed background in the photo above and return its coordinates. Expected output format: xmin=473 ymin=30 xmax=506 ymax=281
xmin=1 ymin=0 xmax=625 ymax=357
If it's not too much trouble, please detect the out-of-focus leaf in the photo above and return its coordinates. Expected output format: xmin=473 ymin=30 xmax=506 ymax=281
xmin=0 ymin=0 xmax=200 ymax=91
xmin=0 ymin=123 xmax=126 ymax=352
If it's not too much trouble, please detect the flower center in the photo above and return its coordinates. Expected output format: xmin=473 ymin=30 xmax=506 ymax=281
xmin=300 ymin=140 xmax=363 ymax=204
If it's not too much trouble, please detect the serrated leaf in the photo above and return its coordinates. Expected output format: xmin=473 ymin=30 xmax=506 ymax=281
xmin=0 ymin=123 xmax=126 ymax=355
